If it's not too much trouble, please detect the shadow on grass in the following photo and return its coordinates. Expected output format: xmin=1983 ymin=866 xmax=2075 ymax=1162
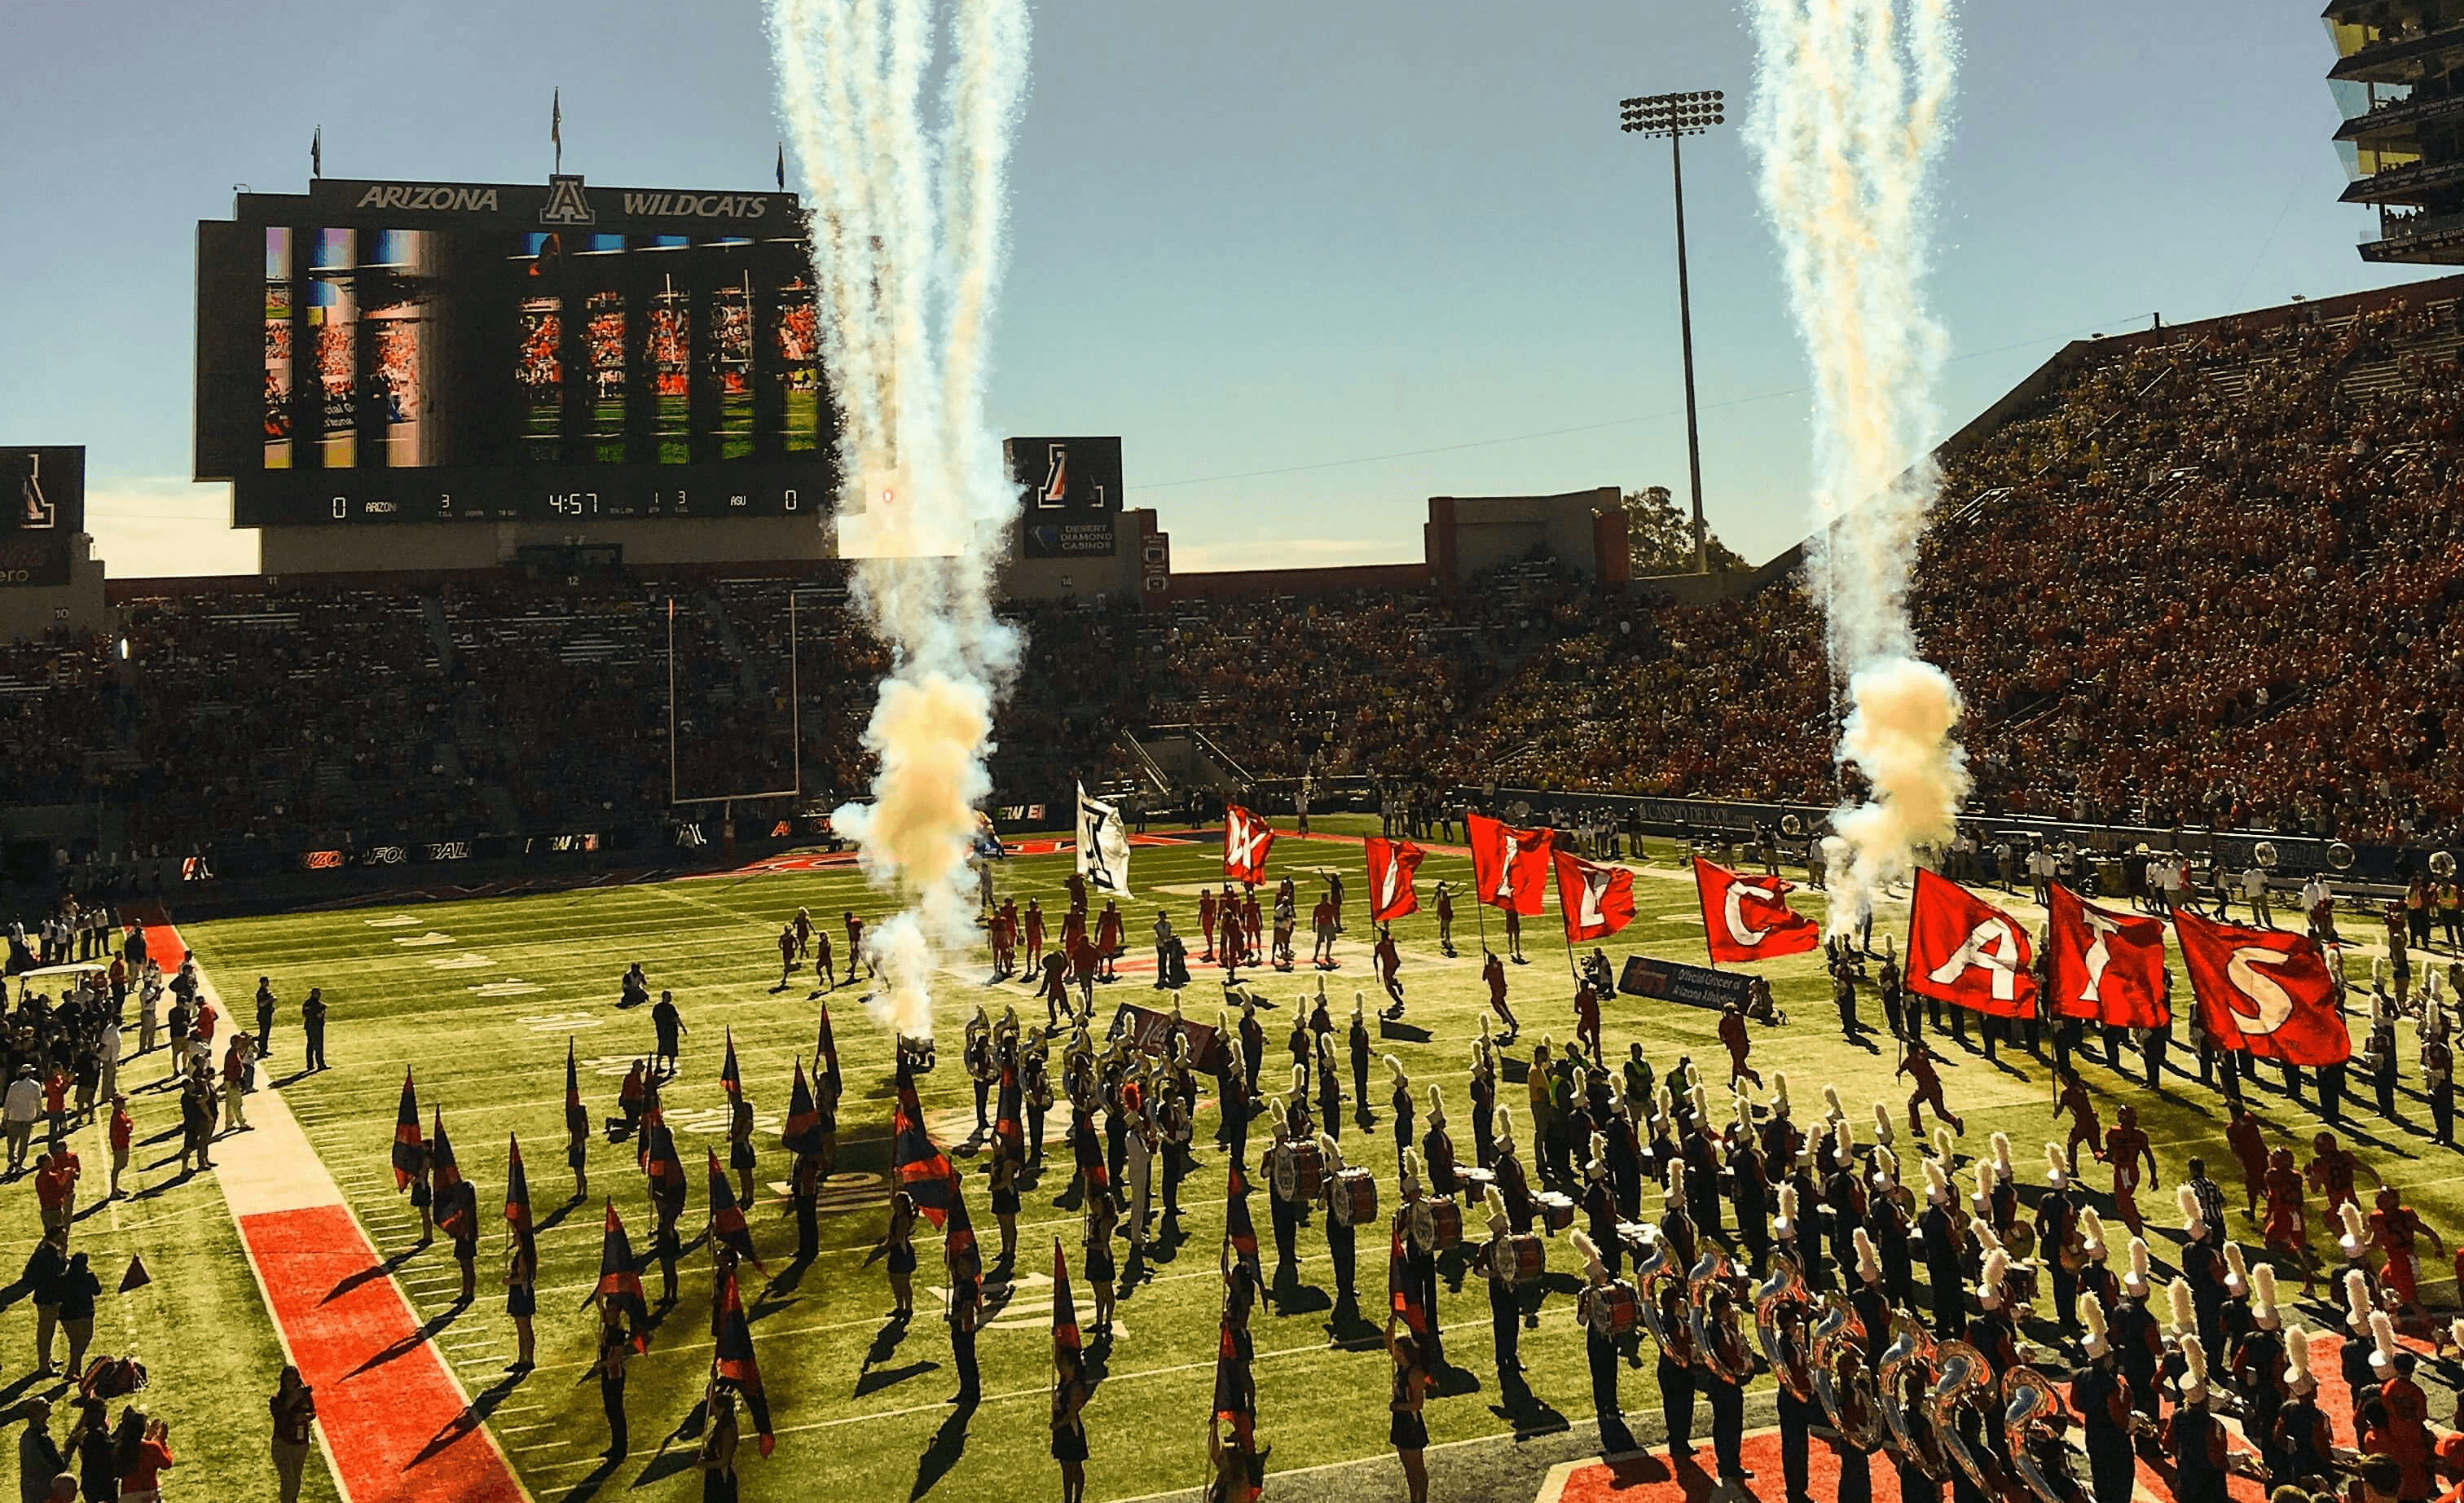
xmin=911 ymin=1400 xmax=975 ymax=1501
xmin=407 ymin=1369 xmax=525 ymax=1468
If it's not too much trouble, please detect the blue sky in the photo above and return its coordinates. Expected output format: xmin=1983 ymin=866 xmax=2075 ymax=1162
xmin=0 ymin=0 xmax=2422 ymax=577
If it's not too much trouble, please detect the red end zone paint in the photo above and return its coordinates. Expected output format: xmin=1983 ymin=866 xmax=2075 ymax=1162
xmin=243 ymin=1203 xmax=526 ymax=1503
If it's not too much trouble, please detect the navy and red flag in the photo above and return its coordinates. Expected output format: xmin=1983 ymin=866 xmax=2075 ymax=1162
xmin=589 ymin=1201 xmax=649 ymax=1344
xmin=1225 ymin=1161 xmax=1259 ymax=1263
xmin=892 ymin=1063 xmax=959 ymax=1228
xmin=1212 ymin=1307 xmax=1256 ymax=1450
xmin=782 ymin=1058 xmax=825 ymax=1158
xmin=720 ymin=1029 xmax=742 ymax=1099
xmin=1388 ymin=1213 xmax=1426 ymax=1335
xmin=1052 ymin=1237 xmax=1080 ymax=1356
xmin=636 ymin=1076 xmax=666 ymax=1171
xmin=391 ymin=1070 xmax=423 ymax=1189
xmin=944 ymin=1176 xmax=981 ymax=1283
xmin=504 ymin=1135 xmax=532 ymax=1232
xmin=430 ymin=1110 xmax=462 ymax=1198
xmin=713 ymin=1267 xmax=776 ymax=1457
xmin=1071 ymin=1105 xmax=1108 ymax=1194
xmin=816 ymin=1007 xmax=841 ymax=1095
xmin=564 ymin=1039 xmax=588 ymax=1145
xmin=995 ymin=1064 xmax=1023 ymax=1158
xmin=706 ymin=1149 xmax=764 ymax=1270
xmin=645 ymin=1117 xmax=685 ymax=1203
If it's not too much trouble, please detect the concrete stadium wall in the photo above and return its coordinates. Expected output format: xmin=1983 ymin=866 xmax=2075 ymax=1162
xmin=0 ymin=537 xmax=111 ymax=641
xmin=257 ymin=514 xmax=835 ymax=574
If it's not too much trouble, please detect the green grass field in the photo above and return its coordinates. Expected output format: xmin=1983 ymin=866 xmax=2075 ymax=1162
xmin=39 ymin=815 xmax=2460 ymax=1502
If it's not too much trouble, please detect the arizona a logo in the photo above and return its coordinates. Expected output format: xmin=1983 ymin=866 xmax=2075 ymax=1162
xmin=540 ymin=174 xmax=597 ymax=227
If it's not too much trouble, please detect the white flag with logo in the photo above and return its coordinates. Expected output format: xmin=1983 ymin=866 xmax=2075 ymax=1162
xmin=1076 ymin=782 xmax=1133 ymax=896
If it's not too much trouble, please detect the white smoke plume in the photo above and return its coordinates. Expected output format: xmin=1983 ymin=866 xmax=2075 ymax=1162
xmin=768 ymin=0 xmax=1032 ymax=1037
xmin=1745 ymin=0 xmax=1969 ymax=933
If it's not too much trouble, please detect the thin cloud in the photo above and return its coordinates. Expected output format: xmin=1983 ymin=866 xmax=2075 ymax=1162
xmin=1168 ymin=536 xmax=1417 ymax=573
xmin=81 ymin=479 xmax=258 ymax=579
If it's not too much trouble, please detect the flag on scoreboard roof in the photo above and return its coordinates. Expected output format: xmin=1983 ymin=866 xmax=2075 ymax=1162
xmin=2046 ymin=883 xmax=2168 ymax=1029
xmin=391 ymin=1070 xmax=423 ymax=1189
xmin=713 ymin=1267 xmax=776 ymax=1457
xmin=706 ymin=1149 xmax=764 ymax=1270
xmin=1223 ymin=805 xmax=1276 ymax=886
xmin=504 ymin=1135 xmax=531 ymax=1232
xmin=564 ymin=1039 xmax=588 ymax=1146
xmin=589 ymin=1201 xmax=649 ymax=1345
xmin=1552 ymin=849 xmax=1637 ymax=943
xmin=1365 ymin=837 xmax=1425 ymax=922
xmin=1905 ymin=868 xmax=2038 ymax=1019
xmin=429 ymin=1109 xmax=461 ymax=1198
xmin=782 ymin=1058 xmax=826 ymax=1158
xmin=816 ymin=1006 xmax=842 ymax=1093
xmin=1052 ymin=1237 xmax=1080 ymax=1356
xmin=721 ymin=1029 xmax=741 ymax=1099
xmin=1692 ymin=857 xmax=1823 ymax=965
xmin=891 ymin=1063 xmax=959 ymax=1228
xmin=2173 ymin=908 xmax=2349 ymax=1066
xmin=1466 ymin=813 xmax=1553 ymax=916
xmin=1076 ymin=782 xmax=1133 ymax=897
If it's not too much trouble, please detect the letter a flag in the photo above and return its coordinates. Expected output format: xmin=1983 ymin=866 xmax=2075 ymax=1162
xmin=1365 ymin=837 xmax=1425 ymax=921
xmin=1552 ymin=850 xmax=1637 ymax=943
xmin=391 ymin=1070 xmax=422 ymax=1189
xmin=1466 ymin=812 xmax=1552 ymax=916
xmin=1692 ymin=857 xmax=1822 ymax=965
xmin=564 ymin=1039 xmax=587 ymax=1146
xmin=1223 ymin=805 xmax=1276 ymax=886
xmin=1076 ymin=781 xmax=1133 ymax=896
xmin=1905 ymin=868 xmax=2038 ymax=1019
xmin=2046 ymin=884 xmax=2168 ymax=1028
xmin=892 ymin=1062 xmax=958 ymax=1228
xmin=590 ymin=1201 xmax=649 ymax=1345
xmin=504 ymin=1135 xmax=532 ymax=1232
xmin=714 ymin=1268 xmax=776 ymax=1456
xmin=706 ymin=1149 xmax=764 ymax=1270
xmin=1053 ymin=1237 xmax=1080 ymax=1356
xmin=2173 ymin=908 xmax=2348 ymax=1066
xmin=782 ymin=1057 xmax=825 ymax=1158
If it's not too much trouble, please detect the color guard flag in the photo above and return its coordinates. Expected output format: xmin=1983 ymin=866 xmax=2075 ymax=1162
xmin=1365 ymin=837 xmax=1425 ymax=922
xmin=2173 ymin=908 xmax=2350 ymax=1066
xmin=1076 ymin=782 xmax=1133 ymax=896
xmin=1225 ymin=1161 xmax=1259 ymax=1263
xmin=944 ymin=1179 xmax=981 ymax=1284
xmin=706 ymin=1149 xmax=763 ymax=1270
xmin=564 ymin=1039 xmax=588 ymax=1146
xmin=1073 ymin=1106 xmax=1108 ymax=1194
xmin=1692 ymin=857 xmax=1823 ymax=965
xmin=1212 ymin=1307 xmax=1256 ymax=1450
xmin=1552 ymin=850 xmax=1637 ymax=943
xmin=713 ymin=1268 xmax=776 ymax=1457
xmin=1223 ymin=805 xmax=1276 ymax=886
xmin=589 ymin=1201 xmax=649 ymax=1343
xmin=636 ymin=1075 xmax=663 ymax=1172
xmin=720 ymin=1030 xmax=741 ymax=1098
xmin=1905 ymin=868 xmax=2039 ymax=1019
xmin=391 ymin=1070 xmax=422 ymax=1189
xmin=996 ymin=1065 xmax=1023 ymax=1158
xmin=1466 ymin=813 xmax=1552 ymax=916
xmin=430 ymin=1110 xmax=462 ymax=1198
xmin=816 ymin=1006 xmax=841 ymax=1093
xmin=891 ymin=1064 xmax=959 ymax=1228
xmin=504 ymin=1135 xmax=532 ymax=1232
xmin=782 ymin=1058 xmax=826 ymax=1158
xmin=2047 ymin=884 xmax=2168 ymax=1028
xmin=1052 ymin=1237 xmax=1080 ymax=1355
xmin=1388 ymin=1214 xmax=1427 ymax=1334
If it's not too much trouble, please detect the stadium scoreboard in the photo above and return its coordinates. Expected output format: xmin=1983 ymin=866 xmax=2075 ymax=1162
xmin=1009 ymin=436 xmax=1124 ymax=558
xmin=0 ymin=447 xmax=84 ymax=587
xmin=195 ymin=176 xmax=839 ymax=526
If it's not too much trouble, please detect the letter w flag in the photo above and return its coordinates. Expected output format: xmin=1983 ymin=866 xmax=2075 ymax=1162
xmin=1552 ymin=850 xmax=1635 ymax=942
xmin=2173 ymin=909 xmax=2349 ymax=1066
xmin=1692 ymin=858 xmax=1821 ymax=964
xmin=2046 ymin=884 xmax=2167 ymax=1028
xmin=1466 ymin=813 xmax=1551 ymax=916
xmin=1222 ymin=806 xmax=1275 ymax=885
xmin=1906 ymin=868 xmax=2038 ymax=1019
xmin=1365 ymin=837 xmax=1424 ymax=921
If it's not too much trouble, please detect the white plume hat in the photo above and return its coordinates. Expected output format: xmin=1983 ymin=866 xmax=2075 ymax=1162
xmin=1771 ymin=1072 xmax=1792 ymax=1115
xmin=1775 ymin=1183 xmax=1797 ymax=1241
xmin=2251 ymin=1263 xmax=2280 ymax=1328
xmin=1485 ymin=1184 xmax=1510 ymax=1233
xmin=1427 ymin=1084 xmax=1446 ymax=1126
xmin=2079 ymin=1206 xmax=2109 ymax=1261
xmin=1823 ymin=1084 xmax=1846 ymax=1124
xmin=1872 ymin=1101 xmax=1895 ymax=1147
xmin=2340 ymin=1202 xmax=2368 ymax=1260
xmin=1571 ymin=1228 xmax=1607 ymax=1283
xmin=2044 ymin=1141 xmax=2066 ymax=1189
xmin=2345 ymin=1268 xmax=2373 ymax=1333
xmin=2180 ymin=1334 xmax=2211 ymax=1403
xmin=2166 ymin=1277 xmax=2196 ymax=1338
xmin=2080 ymin=1292 xmax=2110 ymax=1358
xmin=2286 ymin=1325 xmax=2316 ymax=1393
xmin=1924 ymin=1158 xmax=1950 ymax=1206
xmin=2223 ymin=1242 xmax=2250 ymax=1298
xmin=2369 ymin=1310 xmax=2400 ymax=1373
xmin=1385 ymin=1053 xmax=1406 ymax=1086
xmin=1991 ymin=1132 xmax=2013 ymax=1176
xmin=2123 ymin=1237 xmax=2152 ymax=1296
xmin=1854 ymin=1226 xmax=1881 ymax=1284
xmin=1978 ymin=1249 xmax=2009 ymax=1308
xmin=2177 ymin=1184 xmax=2205 ymax=1238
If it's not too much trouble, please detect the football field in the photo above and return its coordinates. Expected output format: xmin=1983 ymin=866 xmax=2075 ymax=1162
xmin=38 ymin=816 xmax=2461 ymax=1502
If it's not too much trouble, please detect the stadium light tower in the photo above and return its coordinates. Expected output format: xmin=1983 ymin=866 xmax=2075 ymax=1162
xmin=1620 ymin=90 xmax=1725 ymax=575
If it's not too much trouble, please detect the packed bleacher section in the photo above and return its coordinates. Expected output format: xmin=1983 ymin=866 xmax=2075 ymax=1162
xmin=7 ymin=281 xmax=2463 ymax=861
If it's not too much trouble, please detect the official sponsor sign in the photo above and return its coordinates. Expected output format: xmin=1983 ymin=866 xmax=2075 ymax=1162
xmin=1107 ymin=1002 xmax=1224 ymax=1074
xmin=1616 ymin=953 xmax=1753 ymax=1012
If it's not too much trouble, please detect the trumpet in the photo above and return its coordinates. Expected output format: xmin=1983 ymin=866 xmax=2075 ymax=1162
xmin=1877 ymin=1315 xmax=1948 ymax=1480
xmin=1928 ymin=1339 xmax=2001 ymax=1497
xmin=1753 ymin=1254 xmax=1813 ymax=1402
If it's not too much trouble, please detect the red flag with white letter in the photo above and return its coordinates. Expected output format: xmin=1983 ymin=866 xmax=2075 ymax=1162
xmin=2172 ymin=908 xmax=2348 ymax=1066
xmin=1692 ymin=858 xmax=1822 ymax=965
xmin=1222 ymin=806 xmax=1275 ymax=886
xmin=1364 ymin=837 xmax=1424 ymax=921
xmin=2046 ymin=884 xmax=2167 ymax=1028
xmin=1905 ymin=868 xmax=2038 ymax=1019
xmin=1552 ymin=850 xmax=1636 ymax=943
xmin=1466 ymin=812 xmax=1551 ymax=916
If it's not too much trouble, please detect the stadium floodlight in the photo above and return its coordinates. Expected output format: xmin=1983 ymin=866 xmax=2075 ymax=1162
xmin=1619 ymin=90 xmax=1726 ymax=575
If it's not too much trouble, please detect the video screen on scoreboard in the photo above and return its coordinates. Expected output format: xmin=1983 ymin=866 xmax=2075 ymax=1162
xmin=1010 ymin=436 xmax=1123 ymax=558
xmin=197 ymin=178 xmax=837 ymax=526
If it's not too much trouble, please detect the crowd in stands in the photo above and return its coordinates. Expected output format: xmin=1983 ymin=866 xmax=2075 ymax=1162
xmin=7 ymin=286 xmax=2464 ymax=863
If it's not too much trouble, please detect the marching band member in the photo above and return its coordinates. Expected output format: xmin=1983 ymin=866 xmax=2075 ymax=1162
xmin=2231 ymin=1263 xmax=2288 ymax=1477
xmin=1318 ymin=1132 xmax=1356 ymax=1314
xmin=1480 ymin=1186 xmax=1525 ymax=1392
xmin=2270 ymin=1325 xmax=2336 ymax=1491
xmin=2110 ymin=1238 xmax=2162 ymax=1423
xmin=1399 ymin=1148 xmax=1444 ymax=1368
xmin=1583 ymin=1133 xmax=1620 ymax=1277
xmin=1493 ymin=1105 xmax=1536 ymax=1235
xmin=2073 ymin=1294 xmax=2137 ymax=1503
xmin=1573 ymin=1228 xmax=1637 ymax=1454
xmin=2039 ymin=1142 xmax=2082 ymax=1329
xmin=2163 ymin=1335 xmax=2229 ymax=1503
xmin=1423 ymin=1085 xmax=1456 ymax=1198
xmin=1921 ymin=1158 xmax=1965 ymax=1338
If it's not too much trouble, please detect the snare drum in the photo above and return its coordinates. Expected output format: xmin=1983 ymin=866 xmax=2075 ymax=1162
xmin=1597 ymin=1282 xmax=1640 ymax=1335
xmin=1537 ymin=1191 xmax=1577 ymax=1233
xmin=1289 ymin=1140 xmax=1325 ymax=1199
xmin=1507 ymin=1234 xmax=1546 ymax=1285
xmin=1428 ymin=1197 xmax=1463 ymax=1251
xmin=1459 ymin=1166 xmax=1498 ymax=1206
xmin=1335 ymin=1167 xmax=1378 ymax=1227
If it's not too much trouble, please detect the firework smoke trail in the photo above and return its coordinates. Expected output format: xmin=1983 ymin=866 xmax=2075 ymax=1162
xmin=1745 ymin=0 xmax=1969 ymax=934
xmin=768 ymin=0 xmax=1031 ymax=1038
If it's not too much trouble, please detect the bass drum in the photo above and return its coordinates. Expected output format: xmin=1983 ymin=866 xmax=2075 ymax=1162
xmin=1507 ymin=1234 xmax=1547 ymax=1285
xmin=1334 ymin=1167 xmax=1378 ymax=1228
